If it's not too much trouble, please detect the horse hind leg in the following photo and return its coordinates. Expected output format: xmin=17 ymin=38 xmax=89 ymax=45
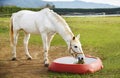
xmin=23 ymin=33 xmax=32 ymax=60
xmin=11 ymin=31 xmax=19 ymax=61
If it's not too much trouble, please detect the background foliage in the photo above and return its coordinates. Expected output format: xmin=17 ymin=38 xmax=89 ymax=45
xmin=0 ymin=6 xmax=120 ymax=17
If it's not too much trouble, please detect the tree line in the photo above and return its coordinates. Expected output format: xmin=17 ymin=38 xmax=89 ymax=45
xmin=0 ymin=6 xmax=41 ymax=17
xmin=53 ymin=8 xmax=120 ymax=15
xmin=0 ymin=6 xmax=120 ymax=17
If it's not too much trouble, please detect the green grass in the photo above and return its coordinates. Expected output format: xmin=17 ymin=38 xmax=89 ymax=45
xmin=0 ymin=16 xmax=120 ymax=78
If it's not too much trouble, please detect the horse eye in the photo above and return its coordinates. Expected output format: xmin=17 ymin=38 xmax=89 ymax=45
xmin=74 ymin=46 xmax=77 ymax=48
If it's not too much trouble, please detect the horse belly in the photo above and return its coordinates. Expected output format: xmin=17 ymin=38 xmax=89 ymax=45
xmin=20 ymin=15 xmax=40 ymax=34
xmin=23 ymin=25 xmax=39 ymax=34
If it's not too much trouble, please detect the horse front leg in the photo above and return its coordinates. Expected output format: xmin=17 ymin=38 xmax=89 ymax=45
xmin=41 ymin=33 xmax=49 ymax=67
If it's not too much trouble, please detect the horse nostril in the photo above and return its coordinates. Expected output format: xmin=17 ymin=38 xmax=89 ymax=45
xmin=77 ymin=57 xmax=84 ymax=64
xmin=78 ymin=57 xmax=83 ymax=61
xmin=81 ymin=57 xmax=83 ymax=60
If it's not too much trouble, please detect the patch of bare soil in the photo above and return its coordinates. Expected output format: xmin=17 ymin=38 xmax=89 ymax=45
xmin=0 ymin=45 xmax=69 ymax=78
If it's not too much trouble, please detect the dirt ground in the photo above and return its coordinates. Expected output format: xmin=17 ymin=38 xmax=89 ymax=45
xmin=0 ymin=45 xmax=69 ymax=78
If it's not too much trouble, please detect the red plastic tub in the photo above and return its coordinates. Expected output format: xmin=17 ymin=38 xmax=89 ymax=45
xmin=49 ymin=56 xmax=103 ymax=74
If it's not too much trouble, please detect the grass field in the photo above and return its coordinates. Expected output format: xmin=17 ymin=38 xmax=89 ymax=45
xmin=0 ymin=16 xmax=120 ymax=78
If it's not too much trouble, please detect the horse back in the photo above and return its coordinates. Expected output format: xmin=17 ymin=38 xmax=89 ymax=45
xmin=11 ymin=8 xmax=56 ymax=34
xmin=11 ymin=10 xmax=42 ymax=34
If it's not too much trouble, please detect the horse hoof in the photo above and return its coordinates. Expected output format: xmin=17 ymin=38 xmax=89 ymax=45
xmin=27 ymin=57 xmax=32 ymax=60
xmin=11 ymin=58 xmax=17 ymax=61
xmin=44 ymin=64 xmax=49 ymax=67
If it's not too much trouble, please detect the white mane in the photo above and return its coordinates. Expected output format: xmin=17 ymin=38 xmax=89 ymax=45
xmin=47 ymin=9 xmax=74 ymax=37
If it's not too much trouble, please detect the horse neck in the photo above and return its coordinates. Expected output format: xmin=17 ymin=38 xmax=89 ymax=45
xmin=48 ymin=10 xmax=74 ymax=47
xmin=57 ymin=24 xmax=74 ymax=48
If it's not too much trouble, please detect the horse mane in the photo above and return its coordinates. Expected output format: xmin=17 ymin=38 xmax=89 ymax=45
xmin=50 ymin=10 xmax=67 ymax=26
xmin=49 ymin=9 xmax=73 ymax=36
xmin=41 ymin=8 xmax=67 ymax=26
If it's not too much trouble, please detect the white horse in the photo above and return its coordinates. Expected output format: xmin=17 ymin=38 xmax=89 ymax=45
xmin=10 ymin=8 xmax=85 ymax=67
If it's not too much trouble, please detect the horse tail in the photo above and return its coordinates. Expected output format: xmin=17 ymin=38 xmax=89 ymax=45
xmin=10 ymin=17 xmax=14 ymax=46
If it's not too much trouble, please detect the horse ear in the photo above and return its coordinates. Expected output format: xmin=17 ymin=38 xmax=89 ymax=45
xmin=76 ymin=34 xmax=80 ymax=39
xmin=73 ymin=36 xmax=75 ymax=40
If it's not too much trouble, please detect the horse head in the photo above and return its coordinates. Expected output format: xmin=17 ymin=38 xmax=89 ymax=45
xmin=69 ymin=34 xmax=85 ymax=63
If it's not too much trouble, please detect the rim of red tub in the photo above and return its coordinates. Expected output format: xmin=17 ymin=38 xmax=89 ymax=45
xmin=49 ymin=55 xmax=103 ymax=74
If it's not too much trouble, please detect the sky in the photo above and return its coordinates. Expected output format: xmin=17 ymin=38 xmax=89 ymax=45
xmin=43 ymin=0 xmax=120 ymax=6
